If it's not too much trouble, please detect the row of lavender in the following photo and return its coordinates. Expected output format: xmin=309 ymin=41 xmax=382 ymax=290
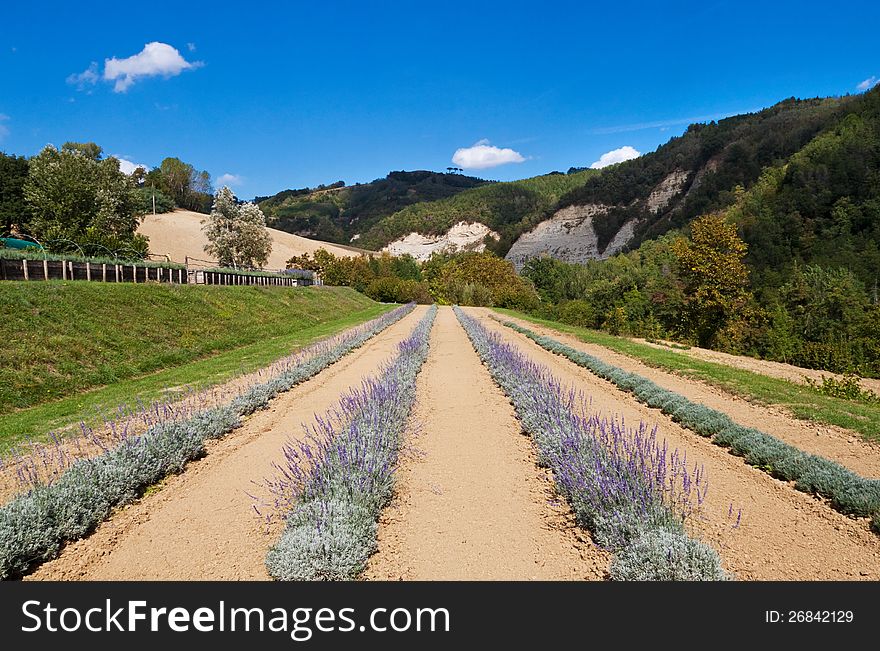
xmin=499 ymin=319 xmax=880 ymax=532
xmin=3 ymin=309 xmax=414 ymax=498
xmin=454 ymin=307 xmax=727 ymax=580
xmin=0 ymin=303 xmax=416 ymax=579
xmin=265 ymin=306 xmax=437 ymax=580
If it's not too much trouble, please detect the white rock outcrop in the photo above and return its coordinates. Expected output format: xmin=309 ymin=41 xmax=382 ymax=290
xmin=505 ymin=204 xmax=623 ymax=270
xmin=382 ymin=221 xmax=499 ymax=261
xmin=646 ymin=170 xmax=689 ymax=212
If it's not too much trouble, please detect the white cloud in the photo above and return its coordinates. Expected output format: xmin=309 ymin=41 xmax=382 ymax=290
xmin=105 ymin=42 xmax=202 ymax=92
xmin=69 ymin=43 xmax=202 ymax=93
xmin=216 ymin=173 xmax=242 ymax=187
xmin=590 ymin=145 xmax=641 ymax=169
xmin=67 ymin=62 xmax=99 ymax=89
xmin=857 ymin=76 xmax=878 ymax=91
xmin=111 ymin=156 xmax=150 ymax=175
xmin=451 ymin=140 xmax=526 ymax=169
xmin=187 ymin=42 xmax=197 ymax=52
xmin=0 ymin=114 xmax=9 ymax=141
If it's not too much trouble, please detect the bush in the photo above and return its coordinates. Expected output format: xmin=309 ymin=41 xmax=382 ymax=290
xmin=610 ymin=528 xmax=729 ymax=581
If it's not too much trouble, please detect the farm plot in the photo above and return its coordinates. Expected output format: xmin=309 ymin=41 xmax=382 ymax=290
xmin=364 ymin=307 xmax=608 ymax=580
xmin=469 ymin=310 xmax=880 ymax=579
xmin=7 ymin=302 xmax=880 ymax=581
xmin=6 ymin=306 xmax=422 ymax=578
xmin=491 ymin=310 xmax=880 ymax=480
xmin=494 ymin=316 xmax=880 ymax=526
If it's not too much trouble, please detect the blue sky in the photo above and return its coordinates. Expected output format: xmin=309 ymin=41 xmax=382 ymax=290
xmin=1 ymin=0 xmax=878 ymax=199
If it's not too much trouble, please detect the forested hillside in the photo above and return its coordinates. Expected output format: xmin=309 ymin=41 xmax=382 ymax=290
xmin=256 ymin=171 xmax=488 ymax=244
xmin=356 ymin=169 xmax=597 ymax=253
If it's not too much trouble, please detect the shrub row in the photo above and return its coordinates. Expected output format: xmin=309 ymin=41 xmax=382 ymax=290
xmin=0 ymin=303 xmax=416 ymax=579
xmin=455 ymin=307 xmax=727 ymax=580
xmin=266 ymin=306 xmax=437 ymax=580
xmin=500 ymin=319 xmax=880 ymax=523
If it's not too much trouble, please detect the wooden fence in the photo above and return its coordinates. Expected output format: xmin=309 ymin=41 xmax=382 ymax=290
xmin=0 ymin=257 xmax=315 ymax=287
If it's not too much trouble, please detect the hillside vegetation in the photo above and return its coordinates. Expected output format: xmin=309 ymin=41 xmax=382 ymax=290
xmin=0 ymin=283 xmax=377 ymax=412
xmin=559 ymin=94 xmax=860 ymax=253
xmin=357 ymin=169 xmax=597 ymax=253
xmin=257 ymin=171 xmax=488 ymax=244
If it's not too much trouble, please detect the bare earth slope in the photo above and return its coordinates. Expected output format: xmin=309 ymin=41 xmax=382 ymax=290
xmin=138 ymin=209 xmax=371 ymax=268
xmin=364 ymin=307 xmax=608 ymax=580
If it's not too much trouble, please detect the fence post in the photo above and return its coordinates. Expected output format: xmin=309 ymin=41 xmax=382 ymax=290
xmin=43 ymin=259 xmax=49 ymax=280
xmin=102 ymin=263 xmax=107 ymax=282
xmin=115 ymin=264 xmax=120 ymax=283
xmin=132 ymin=265 xmax=137 ymax=283
xmin=86 ymin=262 xmax=91 ymax=281
xmin=22 ymin=259 xmax=29 ymax=281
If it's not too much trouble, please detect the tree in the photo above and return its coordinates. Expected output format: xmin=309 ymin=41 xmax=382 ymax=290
xmin=146 ymin=157 xmax=213 ymax=212
xmin=202 ymin=186 xmax=272 ymax=268
xmin=673 ymin=213 xmax=751 ymax=346
xmin=23 ymin=143 xmax=147 ymax=254
xmin=0 ymin=152 xmax=30 ymax=234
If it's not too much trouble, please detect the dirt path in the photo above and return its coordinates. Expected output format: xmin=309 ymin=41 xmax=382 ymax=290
xmin=492 ymin=311 xmax=880 ymax=479
xmin=635 ymin=336 xmax=880 ymax=394
xmin=473 ymin=310 xmax=880 ymax=580
xmin=364 ymin=307 xmax=608 ymax=580
xmin=27 ymin=307 xmax=427 ymax=581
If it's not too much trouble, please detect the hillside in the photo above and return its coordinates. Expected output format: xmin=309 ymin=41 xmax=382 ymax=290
xmin=138 ymin=209 xmax=370 ymax=268
xmin=0 ymin=283 xmax=378 ymax=413
xmin=506 ymin=93 xmax=867 ymax=268
xmin=257 ymin=170 xmax=488 ymax=245
xmin=358 ymin=169 xmax=597 ymax=258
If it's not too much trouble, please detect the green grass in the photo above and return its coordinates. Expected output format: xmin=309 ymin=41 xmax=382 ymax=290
xmin=494 ymin=308 xmax=880 ymax=442
xmin=0 ymin=297 xmax=392 ymax=450
xmin=0 ymin=282 xmax=380 ymax=412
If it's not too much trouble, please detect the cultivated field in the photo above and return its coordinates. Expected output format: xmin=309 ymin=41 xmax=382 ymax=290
xmin=3 ymin=304 xmax=878 ymax=582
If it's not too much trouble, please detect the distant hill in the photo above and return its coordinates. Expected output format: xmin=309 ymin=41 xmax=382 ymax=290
xmin=137 ymin=210 xmax=370 ymax=269
xmin=357 ymin=170 xmax=597 ymax=256
xmin=256 ymin=171 xmax=489 ymax=245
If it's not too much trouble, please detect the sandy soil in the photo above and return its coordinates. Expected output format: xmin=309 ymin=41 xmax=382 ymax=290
xmin=491 ymin=311 xmax=880 ymax=479
xmin=635 ymin=337 xmax=880 ymax=394
xmin=28 ymin=307 xmax=426 ymax=581
xmin=364 ymin=307 xmax=608 ymax=580
xmin=137 ymin=210 xmax=372 ymax=268
xmin=473 ymin=310 xmax=880 ymax=580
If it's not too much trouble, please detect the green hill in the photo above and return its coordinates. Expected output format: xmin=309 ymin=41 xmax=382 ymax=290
xmin=357 ymin=169 xmax=598 ymax=254
xmin=257 ymin=171 xmax=488 ymax=245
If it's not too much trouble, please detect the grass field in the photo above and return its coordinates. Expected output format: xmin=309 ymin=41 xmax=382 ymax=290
xmin=494 ymin=309 xmax=880 ymax=442
xmin=0 ymin=282 xmax=392 ymax=447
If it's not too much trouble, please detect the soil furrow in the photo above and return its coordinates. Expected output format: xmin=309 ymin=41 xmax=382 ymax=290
xmin=474 ymin=309 xmax=880 ymax=580
xmin=26 ymin=306 xmax=427 ymax=581
xmin=492 ymin=311 xmax=880 ymax=479
xmin=364 ymin=307 xmax=609 ymax=580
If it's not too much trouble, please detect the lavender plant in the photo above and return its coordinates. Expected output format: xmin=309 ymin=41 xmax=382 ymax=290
xmin=455 ymin=307 xmax=727 ymax=581
xmin=0 ymin=303 xmax=416 ymax=580
xmin=266 ymin=306 xmax=437 ymax=581
xmin=500 ymin=319 xmax=880 ymax=524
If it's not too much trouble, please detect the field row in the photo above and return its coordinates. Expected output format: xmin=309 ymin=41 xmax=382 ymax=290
xmin=3 ymin=305 xmax=879 ymax=581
